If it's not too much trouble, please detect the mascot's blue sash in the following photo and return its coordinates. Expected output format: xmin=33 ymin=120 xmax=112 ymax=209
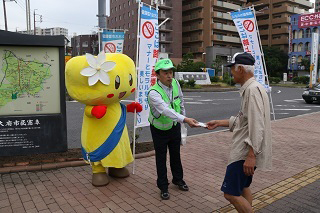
xmin=82 ymin=103 xmax=126 ymax=162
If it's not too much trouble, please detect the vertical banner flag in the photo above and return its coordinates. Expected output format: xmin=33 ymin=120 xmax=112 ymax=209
xmin=231 ymin=9 xmax=268 ymax=88
xmin=310 ymin=32 xmax=319 ymax=85
xmin=135 ymin=4 xmax=159 ymax=127
xmin=102 ymin=30 xmax=125 ymax=53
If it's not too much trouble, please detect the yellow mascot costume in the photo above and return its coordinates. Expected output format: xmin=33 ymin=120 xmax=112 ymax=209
xmin=65 ymin=51 xmax=141 ymax=186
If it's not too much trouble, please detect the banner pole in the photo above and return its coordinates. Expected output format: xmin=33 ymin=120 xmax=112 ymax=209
xmin=132 ymin=0 xmax=142 ymax=175
xmin=252 ymin=7 xmax=276 ymax=120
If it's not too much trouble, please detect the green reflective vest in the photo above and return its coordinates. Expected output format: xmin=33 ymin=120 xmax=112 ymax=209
xmin=148 ymin=79 xmax=181 ymax=130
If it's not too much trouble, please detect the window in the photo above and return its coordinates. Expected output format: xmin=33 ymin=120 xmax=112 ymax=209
xmin=292 ymin=43 xmax=297 ymax=52
xmin=304 ymin=42 xmax=310 ymax=51
xmin=297 ymin=43 xmax=303 ymax=51
xmin=305 ymin=28 xmax=311 ymax=38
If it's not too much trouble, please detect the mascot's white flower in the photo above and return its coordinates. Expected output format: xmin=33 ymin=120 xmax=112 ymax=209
xmin=80 ymin=51 xmax=116 ymax=86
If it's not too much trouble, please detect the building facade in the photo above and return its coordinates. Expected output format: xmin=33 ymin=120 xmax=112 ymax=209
xmin=316 ymin=0 xmax=320 ymax=12
xmin=249 ymin=0 xmax=312 ymax=52
xmin=106 ymin=0 xmax=182 ymax=62
xmin=288 ymin=13 xmax=320 ymax=77
xmin=18 ymin=27 xmax=68 ymax=37
xmin=71 ymin=34 xmax=99 ymax=57
xmin=182 ymin=0 xmax=246 ymax=60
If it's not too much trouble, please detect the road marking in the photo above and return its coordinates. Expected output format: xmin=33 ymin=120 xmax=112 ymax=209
xmin=276 ymin=113 xmax=290 ymax=115
xmin=275 ymin=105 xmax=296 ymax=107
xmin=184 ymin=102 xmax=203 ymax=104
xmin=303 ymin=105 xmax=320 ymax=108
xmin=198 ymin=99 xmax=214 ymax=102
xmin=284 ymin=100 xmax=298 ymax=102
xmin=184 ymin=96 xmax=201 ymax=97
xmin=277 ymin=90 xmax=281 ymax=93
xmin=183 ymin=98 xmax=194 ymax=100
xmin=275 ymin=109 xmax=311 ymax=111
xmin=211 ymin=99 xmax=237 ymax=101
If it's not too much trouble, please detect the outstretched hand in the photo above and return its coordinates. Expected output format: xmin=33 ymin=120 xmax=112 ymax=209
xmin=206 ymin=120 xmax=219 ymax=130
xmin=184 ymin=117 xmax=199 ymax=128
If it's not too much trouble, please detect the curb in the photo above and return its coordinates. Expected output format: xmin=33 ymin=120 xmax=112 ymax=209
xmin=182 ymin=88 xmax=239 ymax=92
xmin=0 ymin=151 xmax=156 ymax=174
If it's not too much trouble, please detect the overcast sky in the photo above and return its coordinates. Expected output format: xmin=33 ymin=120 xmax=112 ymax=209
xmin=0 ymin=0 xmax=316 ymax=36
xmin=0 ymin=0 xmax=103 ymax=36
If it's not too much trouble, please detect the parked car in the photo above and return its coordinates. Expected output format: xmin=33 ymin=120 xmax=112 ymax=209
xmin=302 ymin=84 xmax=320 ymax=104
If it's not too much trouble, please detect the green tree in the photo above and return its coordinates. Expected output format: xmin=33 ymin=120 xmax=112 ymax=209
xmin=300 ymin=58 xmax=310 ymax=71
xmin=212 ymin=56 xmax=223 ymax=74
xmin=177 ymin=53 xmax=205 ymax=72
xmin=263 ymin=46 xmax=288 ymax=77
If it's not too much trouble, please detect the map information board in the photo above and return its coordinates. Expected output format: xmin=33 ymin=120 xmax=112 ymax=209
xmin=0 ymin=46 xmax=60 ymax=116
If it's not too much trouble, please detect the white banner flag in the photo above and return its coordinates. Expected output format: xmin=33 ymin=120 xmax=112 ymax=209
xmin=135 ymin=4 xmax=159 ymax=128
xmin=101 ymin=30 xmax=125 ymax=53
xmin=231 ymin=9 xmax=268 ymax=88
xmin=311 ymin=32 xmax=319 ymax=85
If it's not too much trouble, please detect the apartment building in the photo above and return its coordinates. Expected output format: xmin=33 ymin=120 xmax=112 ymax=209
xmin=289 ymin=13 xmax=320 ymax=77
xmin=250 ymin=0 xmax=312 ymax=52
xmin=182 ymin=0 xmax=245 ymax=60
xmin=18 ymin=27 xmax=68 ymax=37
xmin=71 ymin=34 xmax=99 ymax=57
xmin=106 ymin=0 xmax=182 ymax=62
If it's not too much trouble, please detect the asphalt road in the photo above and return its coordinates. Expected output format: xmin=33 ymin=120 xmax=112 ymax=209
xmin=66 ymin=86 xmax=320 ymax=148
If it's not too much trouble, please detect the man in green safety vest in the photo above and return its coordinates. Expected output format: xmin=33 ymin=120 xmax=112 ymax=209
xmin=148 ymin=58 xmax=199 ymax=200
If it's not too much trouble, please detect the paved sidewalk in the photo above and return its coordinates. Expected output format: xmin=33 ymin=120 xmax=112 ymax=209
xmin=0 ymin=112 xmax=320 ymax=212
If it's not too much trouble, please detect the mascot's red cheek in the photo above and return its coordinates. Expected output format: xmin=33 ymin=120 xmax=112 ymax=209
xmin=131 ymin=88 xmax=136 ymax=93
xmin=107 ymin=94 xmax=114 ymax=98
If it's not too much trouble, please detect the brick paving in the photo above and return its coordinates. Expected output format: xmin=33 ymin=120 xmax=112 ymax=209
xmin=257 ymin=179 xmax=320 ymax=213
xmin=0 ymin=112 xmax=320 ymax=212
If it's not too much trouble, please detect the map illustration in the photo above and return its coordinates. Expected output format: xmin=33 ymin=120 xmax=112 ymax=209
xmin=0 ymin=46 xmax=61 ymax=116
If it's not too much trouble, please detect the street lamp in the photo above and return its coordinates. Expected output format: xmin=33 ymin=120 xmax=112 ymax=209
xmin=291 ymin=56 xmax=296 ymax=79
xmin=227 ymin=55 xmax=232 ymax=85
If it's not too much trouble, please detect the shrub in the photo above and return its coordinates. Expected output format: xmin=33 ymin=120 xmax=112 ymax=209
xmin=292 ymin=76 xmax=310 ymax=84
xmin=185 ymin=79 xmax=196 ymax=88
xmin=178 ymin=80 xmax=185 ymax=88
xmin=300 ymin=76 xmax=310 ymax=84
xmin=269 ymin=77 xmax=281 ymax=84
xmin=210 ymin=76 xmax=220 ymax=82
xmin=292 ymin=77 xmax=299 ymax=84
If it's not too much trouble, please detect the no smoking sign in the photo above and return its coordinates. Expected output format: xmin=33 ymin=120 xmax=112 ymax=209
xmin=104 ymin=42 xmax=116 ymax=53
xmin=243 ymin=20 xmax=254 ymax=32
xmin=142 ymin=21 xmax=154 ymax=39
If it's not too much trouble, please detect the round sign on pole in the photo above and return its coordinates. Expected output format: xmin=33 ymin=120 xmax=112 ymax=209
xmin=142 ymin=21 xmax=154 ymax=39
xmin=243 ymin=20 xmax=254 ymax=32
xmin=104 ymin=42 xmax=116 ymax=53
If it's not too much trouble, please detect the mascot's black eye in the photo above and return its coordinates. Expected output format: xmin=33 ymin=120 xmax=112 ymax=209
xmin=129 ymin=74 xmax=133 ymax=86
xmin=115 ymin=75 xmax=120 ymax=89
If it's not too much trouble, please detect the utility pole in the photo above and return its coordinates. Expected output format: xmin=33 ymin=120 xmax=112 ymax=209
xmin=33 ymin=9 xmax=41 ymax=35
xmin=2 ymin=0 xmax=8 ymax=31
xmin=25 ymin=0 xmax=31 ymax=34
xmin=33 ymin=9 xmax=36 ymax=35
